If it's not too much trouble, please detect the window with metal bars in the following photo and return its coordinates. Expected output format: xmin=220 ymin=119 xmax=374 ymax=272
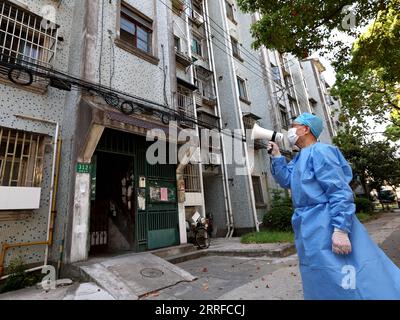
xmin=0 ymin=127 xmax=46 ymax=187
xmin=0 ymin=1 xmax=59 ymax=68
xmin=252 ymin=176 xmax=264 ymax=205
xmin=183 ymin=164 xmax=201 ymax=193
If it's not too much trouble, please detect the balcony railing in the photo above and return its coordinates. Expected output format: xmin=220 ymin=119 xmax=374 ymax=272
xmin=176 ymin=92 xmax=195 ymax=128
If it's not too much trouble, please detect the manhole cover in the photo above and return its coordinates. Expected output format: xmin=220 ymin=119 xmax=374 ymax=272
xmin=140 ymin=268 xmax=164 ymax=278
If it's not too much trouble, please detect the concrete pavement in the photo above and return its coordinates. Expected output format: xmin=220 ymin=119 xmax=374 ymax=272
xmin=1 ymin=210 xmax=399 ymax=300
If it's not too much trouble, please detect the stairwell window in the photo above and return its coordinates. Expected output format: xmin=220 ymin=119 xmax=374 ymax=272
xmin=225 ymin=1 xmax=236 ymax=23
xmin=231 ymin=37 xmax=243 ymax=61
xmin=237 ymin=76 xmax=250 ymax=104
xmin=191 ymin=36 xmax=202 ymax=57
xmin=117 ymin=2 xmax=158 ymax=64
xmin=279 ymin=104 xmax=289 ymax=130
xmin=252 ymin=176 xmax=265 ymax=207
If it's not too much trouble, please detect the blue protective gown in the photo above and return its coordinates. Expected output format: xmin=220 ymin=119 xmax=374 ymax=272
xmin=271 ymin=142 xmax=400 ymax=300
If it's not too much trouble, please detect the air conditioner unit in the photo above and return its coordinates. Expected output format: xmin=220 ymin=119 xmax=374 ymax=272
xmin=192 ymin=10 xmax=204 ymax=26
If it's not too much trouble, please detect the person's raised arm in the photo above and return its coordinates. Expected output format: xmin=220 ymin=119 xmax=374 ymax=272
xmin=269 ymin=141 xmax=294 ymax=189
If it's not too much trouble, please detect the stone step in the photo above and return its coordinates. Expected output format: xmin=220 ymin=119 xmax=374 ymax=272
xmin=165 ymin=249 xmax=208 ymax=264
xmin=150 ymin=244 xmax=197 ymax=259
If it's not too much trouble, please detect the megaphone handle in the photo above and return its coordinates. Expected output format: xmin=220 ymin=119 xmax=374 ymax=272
xmin=268 ymin=132 xmax=277 ymax=154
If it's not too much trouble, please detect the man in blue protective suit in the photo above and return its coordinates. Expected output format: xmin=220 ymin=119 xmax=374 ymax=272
xmin=268 ymin=112 xmax=400 ymax=300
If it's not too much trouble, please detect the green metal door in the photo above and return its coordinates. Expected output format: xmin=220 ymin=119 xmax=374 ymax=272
xmin=96 ymin=129 xmax=179 ymax=252
xmin=135 ymin=148 xmax=179 ymax=251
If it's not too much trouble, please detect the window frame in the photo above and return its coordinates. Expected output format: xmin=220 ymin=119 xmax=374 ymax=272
xmin=191 ymin=36 xmax=203 ymax=57
xmin=252 ymin=176 xmax=265 ymax=206
xmin=116 ymin=1 xmax=159 ymax=65
xmin=237 ymin=76 xmax=250 ymax=104
xmin=0 ymin=127 xmax=47 ymax=188
xmin=279 ymin=104 xmax=289 ymax=130
xmin=271 ymin=63 xmax=281 ymax=84
xmin=225 ymin=1 xmax=236 ymax=23
xmin=231 ymin=37 xmax=243 ymax=61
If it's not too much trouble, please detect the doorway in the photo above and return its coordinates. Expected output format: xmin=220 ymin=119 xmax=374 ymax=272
xmin=88 ymin=128 xmax=180 ymax=256
xmin=89 ymin=151 xmax=135 ymax=255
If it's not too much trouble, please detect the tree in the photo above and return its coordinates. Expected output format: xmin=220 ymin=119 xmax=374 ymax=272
xmin=332 ymin=5 xmax=400 ymax=131
xmin=238 ymin=0 xmax=400 ymax=130
xmin=237 ymin=0 xmax=397 ymax=64
xmin=333 ymin=125 xmax=400 ymax=197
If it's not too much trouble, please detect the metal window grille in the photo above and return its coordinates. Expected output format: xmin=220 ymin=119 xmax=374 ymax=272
xmin=252 ymin=176 xmax=264 ymax=204
xmin=0 ymin=127 xmax=46 ymax=187
xmin=0 ymin=1 xmax=59 ymax=68
xmin=177 ymin=90 xmax=195 ymax=128
xmin=183 ymin=164 xmax=201 ymax=193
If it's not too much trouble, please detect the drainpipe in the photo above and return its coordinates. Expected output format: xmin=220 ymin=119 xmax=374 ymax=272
xmin=254 ymin=14 xmax=280 ymax=133
xmin=203 ymin=0 xmax=233 ymax=237
xmin=219 ymin=0 xmax=259 ymax=233
xmin=0 ymin=114 xmax=60 ymax=278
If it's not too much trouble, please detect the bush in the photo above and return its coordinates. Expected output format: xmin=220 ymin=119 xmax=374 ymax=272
xmin=262 ymin=190 xmax=293 ymax=232
xmin=0 ymin=258 xmax=42 ymax=294
xmin=354 ymin=197 xmax=374 ymax=214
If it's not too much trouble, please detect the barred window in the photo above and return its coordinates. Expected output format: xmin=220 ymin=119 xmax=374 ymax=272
xmin=183 ymin=164 xmax=201 ymax=193
xmin=252 ymin=176 xmax=264 ymax=205
xmin=0 ymin=127 xmax=46 ymax=187
xmin=0 ymin=1 xmax=59 ymax=67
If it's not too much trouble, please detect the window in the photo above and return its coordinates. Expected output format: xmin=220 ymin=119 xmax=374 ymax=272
xmin=231 ymin=37 xmax=241 ymax=60
xmin=183 ymin=165 xmax=201 ymax=192
xmin=237 ymin=77 xmax=248 ymax=101
xmin=0 ymin=1 xmax=59 ymax=67
xmin=225 ymin=1 xmax=235 ymax=23
xmin=120 ymin=3 xmax=153 ymax=54
xmin=252 ymin=176 xmax=264 ymax=205
xmin=191 ymin=37 xmax=202 ymax=57
xmin=174 ymin=36 xmax=181 ymax=52
xmin=309 ymin=98 xmax=318 ymax=108
xmin=279 ymin=104 xmax=289 ymax=130
xmin=271 ymin=63 xmax=281 ymax=84
xmin=0 ymin=127 xmax=46 ymax=187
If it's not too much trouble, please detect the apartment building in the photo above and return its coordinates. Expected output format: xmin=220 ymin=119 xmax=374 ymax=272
xmin=0 ymin=0 xmax=85 ymax=275
xmin=0 ymin=0 xmax=340 ymax=277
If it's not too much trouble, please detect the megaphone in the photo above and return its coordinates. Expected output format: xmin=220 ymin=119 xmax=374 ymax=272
xmin=251 ymin=123 xmax=283 ymax=154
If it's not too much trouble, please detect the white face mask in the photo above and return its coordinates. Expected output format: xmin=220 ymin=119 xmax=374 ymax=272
xmin=287 ymin=128 xmax=299 ymax=146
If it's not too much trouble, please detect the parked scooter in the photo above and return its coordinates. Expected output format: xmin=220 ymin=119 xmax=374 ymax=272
xmin=186 ymin=212 xmax=210 ymax=249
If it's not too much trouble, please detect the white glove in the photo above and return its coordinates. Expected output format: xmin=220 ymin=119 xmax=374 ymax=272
xmin=332 ymin=228 xmax=352 ymax=255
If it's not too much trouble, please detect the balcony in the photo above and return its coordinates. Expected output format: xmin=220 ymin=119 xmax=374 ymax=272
xmin=201 ymin=90 xmax=217 ymax=107
xmin=191 ymin=10 xmax=204 ymax=26
xmin=175 ymin=48 xmax=192 ymax=68
xmin=197 ymin=110 xmax=220 ymax=129
xmin=172 ymin=0 xmax=187 ymax=13
xmin=176 ymin=92 xmax=195 ymax=128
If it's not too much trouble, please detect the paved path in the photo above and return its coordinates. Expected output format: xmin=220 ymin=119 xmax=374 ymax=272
xmin=1 ymin=210 xmax=399 ymax=300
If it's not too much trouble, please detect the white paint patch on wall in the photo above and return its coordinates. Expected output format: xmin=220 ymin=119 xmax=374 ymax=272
xmin=0 ymin=187 xmax=41 ymax=210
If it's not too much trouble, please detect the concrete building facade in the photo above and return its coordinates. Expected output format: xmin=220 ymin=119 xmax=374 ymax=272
xmin=0 ymin=0 xmax=340 ymax=277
